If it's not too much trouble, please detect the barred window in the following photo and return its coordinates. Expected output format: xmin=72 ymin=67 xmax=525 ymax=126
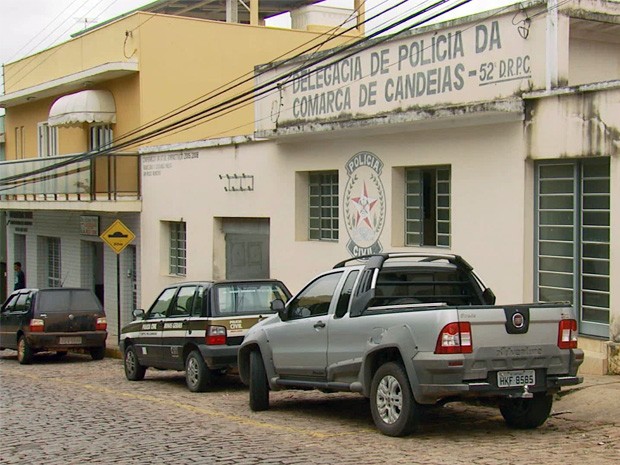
xmin=169 ymin=222 xmax=186 ymax=276
xmin=405 ymin=166 xmax=450 ymax=247
xmin=89 ymin=125 xmax=113 ymax=151
xmin=309 ymin=171 xmax=339 ymax=241
xmin=37 ymin=122 xmax=58 ymax=157
xmin=47 ymin=237 xmax=62 ymax=287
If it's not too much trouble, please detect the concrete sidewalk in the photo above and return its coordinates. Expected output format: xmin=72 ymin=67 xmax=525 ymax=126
xmin=554 ymin=374 xmax=620 ymax=425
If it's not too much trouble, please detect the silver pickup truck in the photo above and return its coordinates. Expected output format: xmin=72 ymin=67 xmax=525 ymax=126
xmin=239 ymin=253 xmax=584 ymax=436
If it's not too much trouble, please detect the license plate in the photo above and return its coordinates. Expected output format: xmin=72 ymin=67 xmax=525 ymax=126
xmin=497 ymin=370 xmax=535 ymax=388
xmin=59 ymin=336 xmax=82 ymax=345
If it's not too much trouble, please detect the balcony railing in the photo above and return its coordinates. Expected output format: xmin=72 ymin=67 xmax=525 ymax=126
xmin=0 ymin=152 xmax=141 ymax=202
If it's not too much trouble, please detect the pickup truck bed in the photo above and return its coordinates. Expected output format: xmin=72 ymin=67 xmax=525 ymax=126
xmin=239 ymin=253 xmax=583 ymax=436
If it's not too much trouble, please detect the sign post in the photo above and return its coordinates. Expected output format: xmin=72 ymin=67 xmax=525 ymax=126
xmin=100 ymin=220 xmax=136 ymax=345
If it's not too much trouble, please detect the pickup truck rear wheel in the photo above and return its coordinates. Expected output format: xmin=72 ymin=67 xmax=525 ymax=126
xmin=370 ymin=362 xmax=419 ymax=437
xmin=499 ymin=393 xmax=553 ymax=429
xmin=249 ymin=350 xmax=270 ymax=411
xmin=185 ymin=350 xmax=211 ymax=392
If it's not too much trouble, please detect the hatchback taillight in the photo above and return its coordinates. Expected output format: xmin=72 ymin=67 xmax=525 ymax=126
xmin=557 ymin=319 xmax=578 ymax=349
xmin=29 ymin=319 xmax=45 ymax=332
xmin=96 ymin=317 xmax=107 ymax=331
xmin=435 ymin=322 xmax=473 ymax=354
xmin=206 ymin=326 xmax=227 ymax=345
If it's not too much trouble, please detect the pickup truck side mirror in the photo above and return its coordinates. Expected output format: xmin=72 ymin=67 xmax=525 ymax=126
xmin=132 ymin=309 xmax=145 ymax=320
xmin=483 ymin=288 xmax=496 ymax=305
xmin=270 ymin=299 xmax=287 ymax=321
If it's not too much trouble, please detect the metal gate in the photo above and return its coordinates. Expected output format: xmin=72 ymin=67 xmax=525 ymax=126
xmin=224 ymin=219 xmax=269 ymax=280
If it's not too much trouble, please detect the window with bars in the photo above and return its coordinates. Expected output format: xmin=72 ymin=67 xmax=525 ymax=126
xmin=169 ymin=222 xmax=187 ymax=276
xmin=309 ymin=171 xmax=339 ymax=241
xmin=47 ymin=237 xmax=62 ymax=288
xmin=535 ymin=158 xmax=610 ymax=338
xmin=405 ymin=166 xmax=451 ymax=247
xmin=89 ymin=125 xmax=113 ymax=151
xmin=37 ymin=122 xmax=58 ymax=157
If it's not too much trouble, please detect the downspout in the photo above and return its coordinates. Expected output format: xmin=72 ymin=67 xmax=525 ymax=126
xmin=545 ymin=0 xmax=558 ymax=91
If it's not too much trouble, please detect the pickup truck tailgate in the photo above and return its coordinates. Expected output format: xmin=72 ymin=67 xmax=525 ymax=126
xmin=458 ymin=304 xmax=579 ymax=379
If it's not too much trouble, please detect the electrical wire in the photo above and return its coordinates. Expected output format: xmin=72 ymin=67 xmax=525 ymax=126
xmin=1 ymin=0 xmax=548 ymax=190
xmin=0 ymin=0 xmax=421 ymax=187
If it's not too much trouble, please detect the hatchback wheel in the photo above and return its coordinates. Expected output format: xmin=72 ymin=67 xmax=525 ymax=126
xmin=17 ymin=336 xmax=33 ymax=365
xmin=185 ymin=350 xmax=211 ymax=392
xmin=124 ymin=345 xmax=146 ymax=381
xmin=90 ymin=346 xmax=105 ymax=360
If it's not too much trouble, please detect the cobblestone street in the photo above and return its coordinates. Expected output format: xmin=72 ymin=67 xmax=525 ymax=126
xmin=0 ymin=352 xmax=618 ymax=465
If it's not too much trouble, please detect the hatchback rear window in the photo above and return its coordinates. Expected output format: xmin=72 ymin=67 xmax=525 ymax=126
xmin=213 ymin=283 xmax=289 ymax=317
xmin=37 ymin=289 xmax=101 ymax=313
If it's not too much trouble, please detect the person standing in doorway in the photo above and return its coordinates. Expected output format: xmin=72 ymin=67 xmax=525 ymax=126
xmin=14 ymin=262 xmax=26 ymax=290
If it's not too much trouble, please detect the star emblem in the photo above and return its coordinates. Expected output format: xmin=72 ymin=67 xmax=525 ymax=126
xmin=350 ymin=182 xmax=378 ymax=228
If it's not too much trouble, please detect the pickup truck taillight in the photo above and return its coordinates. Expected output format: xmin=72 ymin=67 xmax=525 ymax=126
xmin=29 ymin=319 xmax=45 ymax=332
xmin=206 ymin=326 xmax=227 ymax=345
xmin=435 ymin=322 xmax=473 ymax=354
xmin=96 ymin=317 xmax=107 ymax=331
xmin=557 ymin=319 xmax=578 ymax=349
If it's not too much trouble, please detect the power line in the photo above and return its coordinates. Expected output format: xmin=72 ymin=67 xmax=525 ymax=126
xmin=2 ymin=0 xmax=529 ymax=191
xmin=0 ymin=0 xmax=464 ymax=189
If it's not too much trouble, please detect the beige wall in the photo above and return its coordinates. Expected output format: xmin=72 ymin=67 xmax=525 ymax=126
xmin=140 ymin=118 xmax=526 ymax=302
xmin=569 ymin=37 xmax=620 ymax=86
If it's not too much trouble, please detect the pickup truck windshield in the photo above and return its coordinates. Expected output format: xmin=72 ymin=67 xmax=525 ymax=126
xmin=213 ymin=283 xmax=288 ymax=317
xmin=373 ymin=267 xmax=483 ymax=307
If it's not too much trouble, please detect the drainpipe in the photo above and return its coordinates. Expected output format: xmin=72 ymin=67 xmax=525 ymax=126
xmin=545 ymin=0 xmax=558 ymax=91
xmin=355 ymin=0 xmax=365 ymax=35
xmin=250 ymin=0 xmax=259 ymax=26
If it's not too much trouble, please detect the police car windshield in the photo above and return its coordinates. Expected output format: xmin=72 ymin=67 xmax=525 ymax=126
xmin=213 ymin=283 xmax=287 ymax=316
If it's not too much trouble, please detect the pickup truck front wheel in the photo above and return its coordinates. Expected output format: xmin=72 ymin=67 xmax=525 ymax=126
xmin=499 ymin=393 xmax=553 ymax=429
xmin=370 ymin=362 xmax=420 ymax=437
xmin=249 ymin=350 xmax=270 ymax=411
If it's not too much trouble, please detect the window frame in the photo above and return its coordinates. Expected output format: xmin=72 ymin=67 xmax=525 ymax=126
xmin=169 ymin=221 xmax=187 ymax=276
xmin=37 ymin=122 xmax=58 ymax=157
xmin=404 ymin=165 xmax=451 ymax=248
xmin=308 ymin=171 xmax=339 ymax=242
xmin=47 ymin=237 xmax=62 ymax=288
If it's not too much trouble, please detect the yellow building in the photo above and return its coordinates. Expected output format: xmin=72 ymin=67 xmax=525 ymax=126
xmin=0 ymin=0 xmax=360 ymax=342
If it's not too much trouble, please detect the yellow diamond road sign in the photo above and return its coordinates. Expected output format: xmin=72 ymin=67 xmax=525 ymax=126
xmin=100 ymin=219 xmax=135 ymax=254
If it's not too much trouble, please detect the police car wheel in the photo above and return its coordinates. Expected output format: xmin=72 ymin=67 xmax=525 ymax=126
xmin=185 ymin=350 xmax=211 ymax=392
xmin=124 ymin=345 xmax=146 ymax=381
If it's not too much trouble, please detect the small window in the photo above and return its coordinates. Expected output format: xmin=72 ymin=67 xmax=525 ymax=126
xmin=169 ymin=222 xmax=187 ymax=276
xmin=335 ymin=270 xmax=359 ymax=318
xmin=170 ymin=286 xmax=196 ymax=317
xmin=89 ymin=125 xmax=113 ymax=151
xmin=147 ymin=288 xmax=176 ymax=319
xmin=288 ymin=272 xmax=342 ymax=319
xmin=309 ymin=171 xmax=339 ymax=241
xmin=37 ymin=122 xmax=58 ymax=157
xmin=47 ymin=237 xmax=62 ymax=288
xmin=213 ymin=282 xmax=290 ymax=317
xmin=405 ymin=166 xmax=450 ymax=247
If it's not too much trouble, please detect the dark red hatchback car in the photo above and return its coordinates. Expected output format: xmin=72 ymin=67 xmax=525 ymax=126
xmin=0 ymin=288 xmax=107 ymax=364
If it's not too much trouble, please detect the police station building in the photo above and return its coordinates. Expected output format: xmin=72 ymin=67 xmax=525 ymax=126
xmin=140 ymin=1 xmax=619 ymax=374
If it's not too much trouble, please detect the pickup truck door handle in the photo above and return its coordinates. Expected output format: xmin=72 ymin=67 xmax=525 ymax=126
xmin=313 ymin=321 xmax=326 ymax=329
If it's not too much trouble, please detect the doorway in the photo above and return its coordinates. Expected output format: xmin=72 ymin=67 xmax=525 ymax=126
xmin=223 ymin=218 xmax=270 ymax=280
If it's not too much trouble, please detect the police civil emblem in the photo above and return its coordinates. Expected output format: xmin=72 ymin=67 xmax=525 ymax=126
xmin=344 ymin=151 xmax=386 ymax=257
